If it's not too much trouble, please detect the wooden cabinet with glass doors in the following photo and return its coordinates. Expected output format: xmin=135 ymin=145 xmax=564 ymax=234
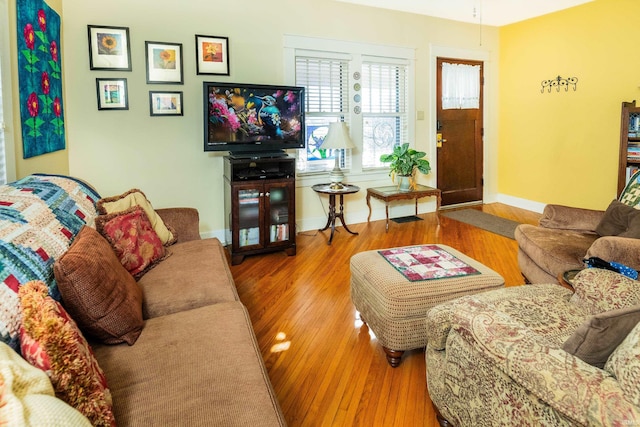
xmin=223 ymin=156 xmax=296 ymax=265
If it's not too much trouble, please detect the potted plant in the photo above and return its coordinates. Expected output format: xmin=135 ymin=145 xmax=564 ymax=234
xmin=380 ymin=143 xmax=431 ymax=191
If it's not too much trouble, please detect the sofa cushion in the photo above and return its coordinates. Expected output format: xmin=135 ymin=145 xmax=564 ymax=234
xmin=54 ymin=226 xmax=144 ymax=345
xmin=570 ymin=268 xmax=640 ymax=314
xmin=562 ymin=305 xmax=640 ymax=368
xmin=95 ymin=206 xmax=167 ymax=278
xmin=18 ymin=281 xmax=115 ymax=427
xmin=514 ymin=224 xmax=597 ymax=280
xmin=0 ymin=341 xmax=92 ymax=426
xmin=137 ymin=238 xmax=238 ymax=319
xmin=605 ymin=322 xmax=640 ymax=407
xmin=92 ymin=302 xmax=286 ymax=426
xmin=97 ymin=189 xmax=176 ymax=245
xmin=596 ymin=200 xmax=640 ymax=238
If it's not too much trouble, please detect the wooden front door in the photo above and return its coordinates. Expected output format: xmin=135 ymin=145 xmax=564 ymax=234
xmin=436 ymin=57 xmax=484 ymax=206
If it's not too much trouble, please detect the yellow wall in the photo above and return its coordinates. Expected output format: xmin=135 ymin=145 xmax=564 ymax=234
xmin=60 ymin=0 xmax=499 ymax=236
xmin=7 ymin=0 xmax=69 ymax=177
xmin=499 ymin=0 xmax=636 ymax=210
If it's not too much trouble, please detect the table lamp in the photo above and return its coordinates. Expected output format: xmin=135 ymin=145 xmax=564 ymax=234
xmin=321 ymin=122 xmax=355 ymax=189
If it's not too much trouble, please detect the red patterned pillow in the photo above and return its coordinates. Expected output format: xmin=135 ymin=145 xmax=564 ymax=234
xmin=96 ymin=205 xmax=167 ymax=278
xmin=18 ymin=281 xmax=115 ymax=427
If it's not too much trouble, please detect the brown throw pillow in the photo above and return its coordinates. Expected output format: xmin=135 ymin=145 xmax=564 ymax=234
xmin=595 ymin=199 xmax=640 ymax=237
xmin=562 ymin=304 xmax=640 ymax=368
xmin=54 ymin=226 xmax=144 ymax=345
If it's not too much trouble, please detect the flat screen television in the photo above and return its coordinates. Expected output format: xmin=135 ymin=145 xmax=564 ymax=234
xmin=203 ymin=82 xmax=305 ymax=156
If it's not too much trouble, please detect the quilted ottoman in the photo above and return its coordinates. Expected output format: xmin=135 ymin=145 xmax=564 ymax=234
xmin=350 ymin=244 xmax=504 ymax=367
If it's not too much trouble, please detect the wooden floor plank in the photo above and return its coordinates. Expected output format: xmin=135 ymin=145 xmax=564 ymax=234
xmin=231 ymin=203 xmax=541 ymax=426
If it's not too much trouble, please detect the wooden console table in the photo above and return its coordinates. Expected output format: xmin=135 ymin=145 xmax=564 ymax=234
xmin=366 ymin=184 xmax=441 ymax=232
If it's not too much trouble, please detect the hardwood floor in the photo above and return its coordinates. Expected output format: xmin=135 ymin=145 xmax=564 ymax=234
xmin=230 ymin=203 xmax=541 ymax=427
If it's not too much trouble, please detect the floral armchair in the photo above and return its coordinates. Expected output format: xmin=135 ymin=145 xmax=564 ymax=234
xmin=425 ymin=268 xmax=640 ymax=426
xmin=515 ymin=171 xmax=640 ymax=284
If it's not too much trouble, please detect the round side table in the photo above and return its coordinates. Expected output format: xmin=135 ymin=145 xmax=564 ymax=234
xmin=312 ymin=183 xmax=360 ymax=245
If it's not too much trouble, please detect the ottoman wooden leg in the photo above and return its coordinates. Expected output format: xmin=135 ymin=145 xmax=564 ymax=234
xmin=383 ymin=347 xmax=404 ymax=367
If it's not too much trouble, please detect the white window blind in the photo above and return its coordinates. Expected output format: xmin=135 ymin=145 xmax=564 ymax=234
xmin=442 ymin=62 xmax=480 ymax=110
xmin=361 ymin=61 xmax=408 ymax=169
xmin=295 ymin=56 xmax=351 ymax=173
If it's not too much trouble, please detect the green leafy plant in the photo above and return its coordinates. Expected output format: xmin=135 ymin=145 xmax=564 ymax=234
xmin=380 ymin=142 xmax=431 ymax=179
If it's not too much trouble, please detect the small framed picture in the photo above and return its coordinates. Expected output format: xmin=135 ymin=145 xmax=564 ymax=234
xmin=149 ymin=91 xmax=183 ymax=116
xmin=96 ymin=78 xmax=128 ymax=110
xmin=87 ymin=25 xmax=131 ymax=71
xmin=145 ymin=41 xmax=183 ymax=84
xmin=195 ymin=34 xmax=230 ymax=75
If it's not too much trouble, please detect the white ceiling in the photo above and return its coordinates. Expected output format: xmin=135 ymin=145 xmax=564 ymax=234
xmin=335 ymin=0 xmax=594 ymax=26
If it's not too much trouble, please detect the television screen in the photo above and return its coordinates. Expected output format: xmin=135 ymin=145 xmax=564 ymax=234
xmin=203 ymin=82 xmax=305 ymax=155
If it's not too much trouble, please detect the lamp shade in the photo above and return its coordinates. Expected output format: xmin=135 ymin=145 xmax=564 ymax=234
xmin=321 ymin=122 xmax=355 ymax=150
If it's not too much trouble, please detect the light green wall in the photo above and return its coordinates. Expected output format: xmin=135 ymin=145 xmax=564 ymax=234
xmin=498 ymin=0 xmax=635 ymax=210
xmin=7 ymin=0 xmax=69 ymax=178
xmin=60 ymin=0 xmax=499 ymax=236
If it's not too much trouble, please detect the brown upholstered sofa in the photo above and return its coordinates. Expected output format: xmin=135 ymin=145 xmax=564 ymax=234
xmin=89 ymin=207 xmax=286 ymax=426
xmin=515 ymin=172 xmax=640 ymax=284
xmin=426 ymin=268 xmax=640 ymax=426
xmin=0 ymin=174 xmax=285 ymax=426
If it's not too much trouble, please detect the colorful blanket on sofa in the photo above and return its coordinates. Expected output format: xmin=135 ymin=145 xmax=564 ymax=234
xmin=0 ymin=174 xmax=100 ymax=351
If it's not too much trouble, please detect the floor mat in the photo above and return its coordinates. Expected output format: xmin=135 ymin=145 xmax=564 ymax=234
xmin=391 ymin=215 xmax=423 ymax=224
xmin=440 ymin=209 xmax=520 ymax=239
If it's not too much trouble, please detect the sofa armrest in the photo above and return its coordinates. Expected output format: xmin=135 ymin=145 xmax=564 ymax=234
xmin=452 ymin=298 xmax=640 ymax=425
xmin=426 ymin=304 xmax=454 ymax=350
xmin=539 ymin=204 xmax=604 ymax=232
xmin=156 ymin=208 xmax=201 ymax=243
xmin=586 ymin=236 xmax=640 ymax=270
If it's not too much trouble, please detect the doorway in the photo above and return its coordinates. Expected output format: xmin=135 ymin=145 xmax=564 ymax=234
xmin=436 ymin=57 xmax=484 ymax=206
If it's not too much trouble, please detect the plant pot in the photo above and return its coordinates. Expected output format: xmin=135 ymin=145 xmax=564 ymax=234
xmin=397 ymin=175 xmax=411 ymax=192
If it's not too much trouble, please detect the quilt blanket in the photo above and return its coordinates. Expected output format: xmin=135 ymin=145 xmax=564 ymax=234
xmin=0 ymin=174 xmax=100 ymax=350
xmin=379 ymin=245 xmax=480 ymax=282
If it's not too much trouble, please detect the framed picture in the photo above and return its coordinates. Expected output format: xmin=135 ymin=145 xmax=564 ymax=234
xmin=149 ymin=91 xmax=183 ymax=116
xmin=145 ymin=41 xmax=183 ymax=84
xmin=195 ymin=34 xmax=230 ymax=75
xmin=87 ymin=25 xmax=131 ymax=71
xmin=96 ymin=78 xmax=128 ymax=110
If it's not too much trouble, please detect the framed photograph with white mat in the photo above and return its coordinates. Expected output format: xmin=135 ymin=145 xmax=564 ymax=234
xmin=87 ymin=25 xmax=131 ymax=71
xmin=195 ymin=34 xmax=229 ymax=75
xmin=96 ymin=78 xmax=128 ymax=110
xmin=145 ymin=41 xmax=183 ymax=84
xmin=149 ymin=91 xmax=183 ymax=116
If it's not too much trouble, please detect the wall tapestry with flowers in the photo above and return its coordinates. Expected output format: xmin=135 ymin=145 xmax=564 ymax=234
xmin=16 ymin=0 xmax=65 ymax=159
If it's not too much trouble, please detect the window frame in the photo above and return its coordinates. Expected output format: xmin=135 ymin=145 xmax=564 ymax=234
xmin=284 ymin=35 xmax=415 ymax=185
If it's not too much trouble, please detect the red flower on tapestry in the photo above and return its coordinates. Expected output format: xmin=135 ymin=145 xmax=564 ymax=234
xmin=24 ymin=23 xmax=35 ymax=50
xmin=53 ymin=97 xmax=61 ymax=117
xmin=27 ymin=93 xmax=39 ymax=117
xmin=41 ymin=72 xmax=50 ymax=95
xmin=50 ymin=41 xmax=58 ymax=62
xmin=37 ymin=10 xmax=46 ymax=31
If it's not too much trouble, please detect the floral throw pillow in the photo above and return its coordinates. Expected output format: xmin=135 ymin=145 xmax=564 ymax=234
xmin=18 ymin=281 xmax=115 ymax=427
xmin=97 ymin=189 xmax=176 ymax=245
xmin=96 ymin=205 xmax=167 ymax=278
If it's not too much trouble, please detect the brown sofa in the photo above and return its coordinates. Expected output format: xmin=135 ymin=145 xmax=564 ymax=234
xmin=90 ymin=207 xmax=287 ymax=426
xmin=515 ymin=204 xmax=640 ymax=284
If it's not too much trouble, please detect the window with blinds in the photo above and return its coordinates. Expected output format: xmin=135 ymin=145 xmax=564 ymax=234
xmin=295 ymin=56 xmax=350 ymax=173
xmin=361 ymin=61 xmax=408 ymax=169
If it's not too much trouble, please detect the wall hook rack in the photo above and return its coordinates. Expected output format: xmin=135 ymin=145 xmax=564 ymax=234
xmin=541 ymin=75 xmax=578 ymax=93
